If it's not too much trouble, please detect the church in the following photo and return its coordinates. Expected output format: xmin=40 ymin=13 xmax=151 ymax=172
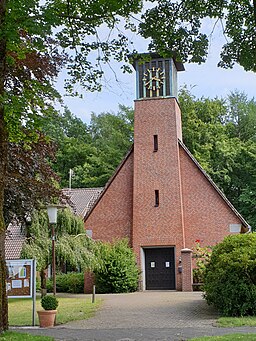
xmin=83 ymin=54 xmax=249 ymax=291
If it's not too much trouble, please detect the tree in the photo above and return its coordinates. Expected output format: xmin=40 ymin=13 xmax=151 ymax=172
xmin=42 ymin=105 xmax=134 ymax=188
xmin=42 ymin=107 xmax=93 ymax=187
xmin=179 ymin=89 xmax=256 ymax=230
xmin=21 ymin=208 xmax=96 ymax=292
xmin=0 ymin=0 xmax=142 ymax=332
xmin=139 ymin=0 xmax=256 ymax=72
xmin=75 ymin=105 xmax=134 ymax=187
xmin=4 ymin=132 xmax=60 ymax=227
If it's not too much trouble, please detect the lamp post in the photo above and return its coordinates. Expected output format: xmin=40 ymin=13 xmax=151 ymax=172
xmin=47 ymin=205 xmax=62 ymax=296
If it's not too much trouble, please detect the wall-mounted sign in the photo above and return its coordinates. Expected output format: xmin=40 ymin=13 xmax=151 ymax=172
xmin=150 ymin=262 xmax=155 ymax=268
xmin=6 ymin=259 xmax=35 ymax=298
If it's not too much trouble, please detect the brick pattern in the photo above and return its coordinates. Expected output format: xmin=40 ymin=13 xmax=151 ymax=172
xmin=132 ymin=97 xmax=185 ymax=290
xmin=84 ymin=95 xmax=246 ymax=292
xmin=84 ymin=152 xmax=133 ymax=243
xmin=181 ymin=248 xmax=193 ymax=292
xmin=84 ymin=271 xmax=95 ymax=294
xmin=179 ymin=145 xmax=242 ymax=249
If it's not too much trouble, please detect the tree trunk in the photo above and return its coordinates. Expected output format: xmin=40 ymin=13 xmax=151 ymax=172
xmin=0 ymin=0 xmax=8 ymax=333
xmin=0 ymin=112 xmax=8 ymax=332
xmin=40 ymin=269 xmax=47 ymax=297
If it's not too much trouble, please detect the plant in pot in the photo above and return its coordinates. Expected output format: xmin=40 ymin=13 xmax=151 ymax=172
xmin=37 ymin=295 xmax=59 ymax=328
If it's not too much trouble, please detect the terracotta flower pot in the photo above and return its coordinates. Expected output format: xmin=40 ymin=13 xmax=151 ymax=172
xmin=37 ymin=310 xmax=57 ymax=328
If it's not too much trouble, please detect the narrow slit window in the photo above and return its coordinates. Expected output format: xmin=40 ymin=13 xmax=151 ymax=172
xmin=155 ymin=190 xmax=159 ymax=207
xmin=153 ymin=135 xmax=158 ymax=152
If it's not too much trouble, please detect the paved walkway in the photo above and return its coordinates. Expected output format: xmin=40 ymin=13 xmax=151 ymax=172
xmin=15 ymin=291 xmax=256 ymax=340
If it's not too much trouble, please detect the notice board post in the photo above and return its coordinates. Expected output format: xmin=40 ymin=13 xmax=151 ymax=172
xmin=6 ymin=259 xmax=36 ymax=326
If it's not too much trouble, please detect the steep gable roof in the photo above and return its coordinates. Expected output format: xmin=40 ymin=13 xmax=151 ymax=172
xmin=62 ymin=187 xmax=104 ymax=218
xmin=178 ymin=139 xmax=250 ymax=229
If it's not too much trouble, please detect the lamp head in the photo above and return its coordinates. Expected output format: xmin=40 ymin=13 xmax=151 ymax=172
xmin=46 ymin=204 xmax=65 ymax=224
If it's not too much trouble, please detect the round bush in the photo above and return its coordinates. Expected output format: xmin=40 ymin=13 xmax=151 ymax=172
xmin=95 ymin=239 xmax=139 ymax=294
xmin=204 ymin=233 xmax=256 ymax=316
xmin=41 ymin=295 xmax=59 ymax=310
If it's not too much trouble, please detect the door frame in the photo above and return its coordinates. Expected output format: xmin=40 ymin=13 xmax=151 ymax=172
xmin=141 ymin=246 xmax=176 ymax=291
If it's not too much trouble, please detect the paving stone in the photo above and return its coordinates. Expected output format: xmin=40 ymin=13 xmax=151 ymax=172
xmin=14 ymin=292 xmax=256 ymax=340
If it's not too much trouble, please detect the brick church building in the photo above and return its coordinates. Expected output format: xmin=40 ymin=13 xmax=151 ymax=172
xmin=84 ymin=54 xmax=249 ymax=291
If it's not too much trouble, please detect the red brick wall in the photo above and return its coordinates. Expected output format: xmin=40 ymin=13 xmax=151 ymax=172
xmin=84 ymin=95 xmax=244 ymax=292
xmin=84 ymin=152 xmax=133 ymax=243
xmin=179 ymin=145 xmax=242 ymax=250
xmin=181 ymin=248 xmax=193 ymax=292
xmin=84 ymin=271 xmax=95 ymax=294
xmin=132 ymin=97 xmax=185 ymax=290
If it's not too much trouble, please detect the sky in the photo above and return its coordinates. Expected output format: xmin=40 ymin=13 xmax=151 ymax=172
xmin=56 ymin=25 xmax=256 ymax=124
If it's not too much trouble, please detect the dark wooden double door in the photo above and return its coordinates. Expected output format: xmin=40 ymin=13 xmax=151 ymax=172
xmin=145 ymin=247 xmax=175 ymax=290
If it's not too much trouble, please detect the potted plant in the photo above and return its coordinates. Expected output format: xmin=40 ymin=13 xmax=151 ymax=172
xmin=37 ymin=295 xmax=59 ymax=328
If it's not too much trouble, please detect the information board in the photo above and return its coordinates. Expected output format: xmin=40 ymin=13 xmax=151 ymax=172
xmin=6 ymin=259 xmax=35 ymax=298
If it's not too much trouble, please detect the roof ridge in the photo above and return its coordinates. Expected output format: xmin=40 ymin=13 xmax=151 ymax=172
xmin=62 ymin=187 xmax=104 ymax=191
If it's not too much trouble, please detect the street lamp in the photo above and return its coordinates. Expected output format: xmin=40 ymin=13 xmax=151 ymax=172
xmin=47 ymin=204 xmax=64 ymax=296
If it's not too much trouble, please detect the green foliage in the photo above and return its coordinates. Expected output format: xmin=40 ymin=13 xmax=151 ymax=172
xmin=21 ymin=210 xmax=51 ymax=271
xmin=94 ymin=239 xmax=139 ymax=294
xmin=46 ymin=273 xmax=84 ymax=294
xmin=56 ymin=207 xmax=84 ymax=236
xmin=204 ymin=234 xmax=256 ymax=316
xmin=21 ymin=208 xmax=96 ymax=277
xmin=1 ymin=0 xmax=141 ymax=331
xmin=41 ymin=295 xmax=59 ymax=311
xmin=43 ymin=105 xmax=134 ymax=188
xmin=140 ymin=0 xmax=256 ymax=72
xmin=192 ymin=242 xmax=212 ymax=284
xmin=179 ymin=89 xmax=256 ymax=230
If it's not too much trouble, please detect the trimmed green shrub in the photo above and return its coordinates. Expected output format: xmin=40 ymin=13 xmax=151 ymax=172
xmin=46 ymin=272 xmax=84 ymax=293
xmin=41 ymin=295 xmax=59 ymax=310
xmin=204 ymin=233 xmax=256 ymax=316
xmin=94 ymin=239 xmax=139 ymax=293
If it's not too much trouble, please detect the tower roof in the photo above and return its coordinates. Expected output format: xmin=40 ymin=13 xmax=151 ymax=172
xmin=129 ymin=52 xmax=185 ymax=71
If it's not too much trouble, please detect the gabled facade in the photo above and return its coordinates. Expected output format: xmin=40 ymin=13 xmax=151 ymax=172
xmin=84 ymin=54 xmax=249 ymax=291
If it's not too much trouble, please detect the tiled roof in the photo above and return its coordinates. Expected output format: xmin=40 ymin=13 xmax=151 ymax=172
xmin=5 ymin=221 xmax=26 ymax=260
xmin=178 ymin=139 xmax=250 ymax=229
xmin=62 ymin=187 xmax=104 ymax=218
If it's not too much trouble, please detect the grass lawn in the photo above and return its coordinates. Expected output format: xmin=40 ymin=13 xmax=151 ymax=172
xmin=191 ymin=334 xmax=256 ymax=341
xmin=0 ymin=331 xmax=53 ymax=340
xmin=218 ymin=316 xmax=256 ymax=327
xmin=8 ymin=296 xmax=101 ymax=326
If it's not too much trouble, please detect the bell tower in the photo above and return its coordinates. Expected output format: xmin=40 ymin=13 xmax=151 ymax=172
xmin=132 ymin=53 xmax=185 ymax=290
xmin=133 ymin=53 xmax=184 ymax=99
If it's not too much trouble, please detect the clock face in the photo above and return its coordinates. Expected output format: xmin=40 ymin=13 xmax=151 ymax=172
xmin=142 ymin=67 xmax=165 ymax=91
